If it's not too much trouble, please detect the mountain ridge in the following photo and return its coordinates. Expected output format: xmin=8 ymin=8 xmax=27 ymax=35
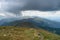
xmin=0 ymin=17 xmax=60 ymax=35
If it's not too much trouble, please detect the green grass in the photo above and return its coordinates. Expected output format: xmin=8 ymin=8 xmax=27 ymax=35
xmin=0 ymin=26 xmax=60 ymax=40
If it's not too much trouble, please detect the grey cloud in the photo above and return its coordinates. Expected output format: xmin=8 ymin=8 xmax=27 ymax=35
xmin=0 ymin=0 xmax=60 ymax=15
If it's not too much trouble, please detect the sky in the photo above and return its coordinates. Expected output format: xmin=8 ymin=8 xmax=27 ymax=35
xmin=0 ymin=10 xmax=60 ymax=22
xmin=0 ymin=0 xmax=60 ymax=13
xmin=0 ymin=0 xmax=60 ymax=22
xmin=22 ymin=10 xmax=60 ymax=22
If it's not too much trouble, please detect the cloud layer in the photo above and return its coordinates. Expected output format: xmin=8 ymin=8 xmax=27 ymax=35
xmin=22 ymin=10 xmax=60 ymax=22
xmin=0 ymin=10 xmax=60 ymax=22
xmin=0 ymin=0 xmax=60 ymax=15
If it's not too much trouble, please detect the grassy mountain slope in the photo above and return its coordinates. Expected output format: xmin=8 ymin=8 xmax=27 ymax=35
xmin=0 ymin=26 xmax=60 ymax=40
xmin=2 ymin=17 xmax=60 ymax=35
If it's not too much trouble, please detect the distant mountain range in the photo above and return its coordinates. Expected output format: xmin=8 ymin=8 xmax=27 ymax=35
xmin=0 ymin=17 xmax=60 ymax=35
xmin=0 ymin=17 xmax=20 ymax=25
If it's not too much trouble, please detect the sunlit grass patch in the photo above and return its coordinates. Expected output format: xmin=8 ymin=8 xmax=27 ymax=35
xmin=0 ymin=26 xmax=60 ymax=40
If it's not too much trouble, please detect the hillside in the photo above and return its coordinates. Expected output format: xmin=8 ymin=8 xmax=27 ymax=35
xmin=1 ymin=17 xmax=60 ymax=35
xmin=1 ymin=17 xmax=60 ymax=28
xmin=0 ymin=26 xmax=60 ymax=40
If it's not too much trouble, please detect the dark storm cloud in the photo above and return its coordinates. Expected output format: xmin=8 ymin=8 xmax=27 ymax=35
xmin=0 ymin=0 xmax=60 ymax=15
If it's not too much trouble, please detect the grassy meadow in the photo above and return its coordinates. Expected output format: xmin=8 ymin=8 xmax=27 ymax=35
xmin=0 ymin=26 xmax=60 ymax=40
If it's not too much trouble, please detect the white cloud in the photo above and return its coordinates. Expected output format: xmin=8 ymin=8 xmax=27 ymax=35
xmin=0 ymin=10 xmax=60 ymax=22
xmin=0 ymin=13 xmax=6 ymax=16
xmin=0 ymin=11 xmax=16 ymax=18
xmin=21 ymin=10 xmax=60 ymax=21
xmin=21 ymin=10 xmax=55 ymax=17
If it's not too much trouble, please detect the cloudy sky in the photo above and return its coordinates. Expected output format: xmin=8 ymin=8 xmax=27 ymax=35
xmin=22 ymin=10 xmax=60 ymax=22
xmin=0 ymin=0 xmax=60 ymax=22
xmin=0 ymin=10 xmax=60 ymax=22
